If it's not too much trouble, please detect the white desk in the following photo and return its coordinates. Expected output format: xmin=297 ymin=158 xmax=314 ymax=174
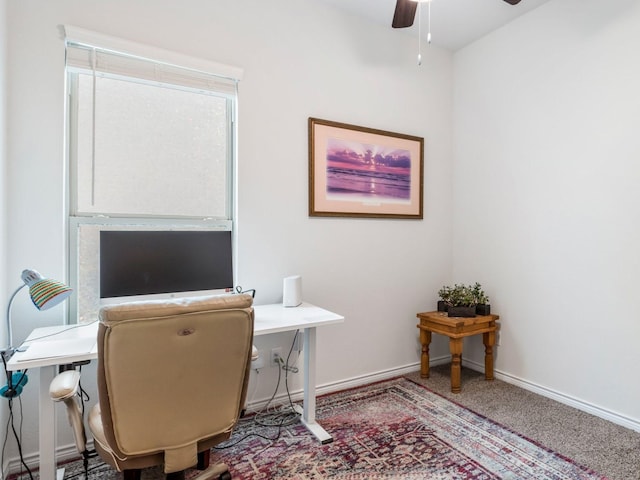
xmin=6 ymin=302 xmax=344 ymax=480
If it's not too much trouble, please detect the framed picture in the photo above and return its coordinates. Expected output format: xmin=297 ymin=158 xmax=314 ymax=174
xmin=308 ymin=117 xmax=424 ymax=219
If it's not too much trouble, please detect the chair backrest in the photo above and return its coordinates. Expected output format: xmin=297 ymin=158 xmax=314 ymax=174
xmin=95 ymin=294 xmax=254 ymax=472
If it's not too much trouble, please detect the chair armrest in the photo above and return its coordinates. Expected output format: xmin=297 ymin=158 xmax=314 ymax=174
xmin=49 ymin=370 xmax=81 ymax=401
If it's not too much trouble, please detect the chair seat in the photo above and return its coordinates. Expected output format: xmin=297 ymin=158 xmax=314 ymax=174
xmin=89 ymin=401 xmax=167 ymax=472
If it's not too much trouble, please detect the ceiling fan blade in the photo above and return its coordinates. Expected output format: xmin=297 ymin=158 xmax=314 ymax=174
xmin=392 ymin=0 xmax=418 ymax=28
xmin=503 ymin=0 xmax=522 ymax=4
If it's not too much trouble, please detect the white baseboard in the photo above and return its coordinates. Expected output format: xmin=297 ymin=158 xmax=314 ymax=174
xmin=461 ymin=358 xmax=640 ymax=433
xmin=245 ymin=356 xmax=450 ymax=412
xmin=3 ymin=441 xmax=83 ymax=479
xmin=248 ymin=356 xmax=640 ymax=433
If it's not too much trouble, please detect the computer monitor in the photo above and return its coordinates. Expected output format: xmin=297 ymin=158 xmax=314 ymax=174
xmin=99 ymin=230 xmax=233 ymax=302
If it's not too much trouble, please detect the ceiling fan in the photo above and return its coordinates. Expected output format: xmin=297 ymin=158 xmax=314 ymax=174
xmin=392 ymin=0 xmax=523 ymax=29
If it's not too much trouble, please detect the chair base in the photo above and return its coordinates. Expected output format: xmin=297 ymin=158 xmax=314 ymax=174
xmin=164 ymin=465 xmax=230 ymax=480
xmin=122 ymin=450 xmax=231 ymax=480
xmin=192 ymin=462 xmax=231 ymax=480
xmin=123 ymin=464 xmax=230 ymax=480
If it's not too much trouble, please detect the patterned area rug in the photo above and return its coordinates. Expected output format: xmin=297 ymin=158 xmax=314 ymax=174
xmin=213 ymin=378 xmax=607 ymax=479
xmin=32 ymin=377 xmax=608 ymax=480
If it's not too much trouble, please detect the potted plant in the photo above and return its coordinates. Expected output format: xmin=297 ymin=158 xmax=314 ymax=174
xmin=446 ymin=283 xmax=477 ymax=318
xmin=471 ymin=282 xmax=491 ymax=316
xmin=437 ymin=285 xmax=452 ymax=312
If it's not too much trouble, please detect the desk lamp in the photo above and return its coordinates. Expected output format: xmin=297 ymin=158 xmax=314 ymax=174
xmin=4 ymin=269 xmax=73 ymax=355
xmin=1 ymin=269 xmax=72 ymax=398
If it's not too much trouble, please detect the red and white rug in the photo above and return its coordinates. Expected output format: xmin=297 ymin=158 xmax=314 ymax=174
xmin=214 ymin=377 xmax=607 ymax=479
xmin=23 ymin=377 xmax=607 ymax=480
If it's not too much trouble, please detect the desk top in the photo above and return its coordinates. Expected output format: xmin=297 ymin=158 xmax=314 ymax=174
xmin=7 ymin=302 xmax=344 ymax=370
xmin=7 ymin=322 xmax=99 ymax=369
xmin=254 ymin=302 xmax=344 ymax=335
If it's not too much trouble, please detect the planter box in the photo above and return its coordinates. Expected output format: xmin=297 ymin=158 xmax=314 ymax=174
xmin=437 ymin=300 xmax=448 ymax=312
xmin=475 ymin=304 xmax=491 ymax=316
xmin=447 ymin=306 xmax=476 ymax=318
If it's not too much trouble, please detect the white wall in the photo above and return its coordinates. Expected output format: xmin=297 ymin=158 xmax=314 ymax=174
xmin=5 ymin=0 xmax=453 ymax=462
xmin=453 ymin=0 xmax=640 ymax=426
xmin=0 ymin=0 xmax=7 ymax=323
xmin=7 ymin=0 xmax=640 ymax=471
xmin=1 ymin=0 xmax=9 ymax=472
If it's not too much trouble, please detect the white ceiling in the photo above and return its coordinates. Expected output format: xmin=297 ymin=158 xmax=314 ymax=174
xmin=314 ymin=0 xmax=552 ymax=51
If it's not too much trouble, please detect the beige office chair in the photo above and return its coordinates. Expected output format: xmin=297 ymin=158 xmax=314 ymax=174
xmin=50 ymin=294 xmax=255 ymax=480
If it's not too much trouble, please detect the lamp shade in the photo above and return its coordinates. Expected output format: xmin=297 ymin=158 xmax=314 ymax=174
xmin=21 ymin=269 xmax=73 ymax=311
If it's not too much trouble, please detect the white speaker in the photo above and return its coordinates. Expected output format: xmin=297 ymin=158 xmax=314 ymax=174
xmin=283 ymin=275 xmax=302 ymax=307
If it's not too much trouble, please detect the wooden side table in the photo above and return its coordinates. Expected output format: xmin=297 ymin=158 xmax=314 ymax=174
xmin=416 ymin=311 xmax=500 ymax=393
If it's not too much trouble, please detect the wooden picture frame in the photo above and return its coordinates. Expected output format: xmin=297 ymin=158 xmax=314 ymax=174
xmin=308 ymin=117 xmax=424 ymax=219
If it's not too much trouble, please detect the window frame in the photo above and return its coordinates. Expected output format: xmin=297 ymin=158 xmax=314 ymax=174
xmin=63 ymin=26 xmax=241 ymax=323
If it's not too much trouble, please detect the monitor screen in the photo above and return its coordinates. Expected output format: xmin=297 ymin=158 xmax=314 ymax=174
xmin=99 ymin=230 xmax=233 ymax=299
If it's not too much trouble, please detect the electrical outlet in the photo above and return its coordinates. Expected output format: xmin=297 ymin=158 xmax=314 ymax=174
xmin=270 ymin=347 xmax=283 ymax=367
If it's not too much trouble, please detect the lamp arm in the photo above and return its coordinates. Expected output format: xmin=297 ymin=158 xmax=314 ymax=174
xmin=5 ymin=284 xmax=27 ymax=353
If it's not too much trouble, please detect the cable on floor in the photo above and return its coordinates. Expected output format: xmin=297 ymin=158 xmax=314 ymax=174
xmin=215 ymin=330 xmax=303 ymax=449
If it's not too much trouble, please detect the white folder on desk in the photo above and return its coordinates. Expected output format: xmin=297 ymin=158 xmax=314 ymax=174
xmin=13 ymin=338 xmax=97 ymax=362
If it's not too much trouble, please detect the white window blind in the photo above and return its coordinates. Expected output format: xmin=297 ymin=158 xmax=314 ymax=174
xmin=65 ymin=25 xmax=242 ymax=219
xmin=64 ymin=25 xmax=243 ymax=93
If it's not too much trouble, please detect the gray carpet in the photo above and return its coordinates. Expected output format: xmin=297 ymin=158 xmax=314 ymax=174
xmin=405 ymin=364 xmax=640 ymax=480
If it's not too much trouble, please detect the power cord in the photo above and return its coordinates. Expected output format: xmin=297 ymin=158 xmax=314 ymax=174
xmin=62 ymin=459 xmax=108 ymax=480
xmin=70 ymin=364 xmax=99 ymax=479
xmin=77 ymin=365 xmax=91 ymax=418
xmin=215 ymin=330 xmax=302 ymax=449
xmin=233 ymin=286 xmax=256 ymax=298
xmin=283 ymin=330 xmax=301 ymax=409
xmin=214 ymin=359 xmax=289 ymax=449
xmin=17 ymin=320 xmax=98 ymax=344
xmin=254 ymin=330 xmax=300 ymax=428
xmin=1 ymin=351 xmax=34 ymax=480
xmin=2 ymin=395 xmax=35 ymax=480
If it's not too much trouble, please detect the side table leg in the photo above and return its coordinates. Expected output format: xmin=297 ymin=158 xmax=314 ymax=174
xmin=483 ymin=331 xmax=495 ymax=381
xmin=419 ymin=329 xmax=431 ymax=378
xmin=449 ymin=338 xmax=463 ymax=393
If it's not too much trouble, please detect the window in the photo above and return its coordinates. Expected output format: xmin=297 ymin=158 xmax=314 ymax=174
xmin=64 ymin=26 xmax=242 ymax=322
xmin=73 ymin=75 xmax=230 ymax=218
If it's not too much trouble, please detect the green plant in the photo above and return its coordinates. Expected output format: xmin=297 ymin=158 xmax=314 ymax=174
xmin=450 ymin=283 xmax=476 ymax=307
xmin=471 ymin=282 xmax=489 ymax=305
xmin=437 ymin=285 xmax=453 ymax=304
xmin=439 ymin=283 xmax=477 ymax=307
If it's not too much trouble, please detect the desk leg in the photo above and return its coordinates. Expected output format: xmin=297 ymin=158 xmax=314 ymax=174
xmin=38 ymin=366 xmax=61 ymax=480
xmin=419 ymin=329 xmax=431 ymax=378
xmin=297 ymin=327 xmax=333 ymax=444
xmin=483 ymin=331 xmax=495 ymax=381
xmin=449 ymin=338 xmax=463 ymax=394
